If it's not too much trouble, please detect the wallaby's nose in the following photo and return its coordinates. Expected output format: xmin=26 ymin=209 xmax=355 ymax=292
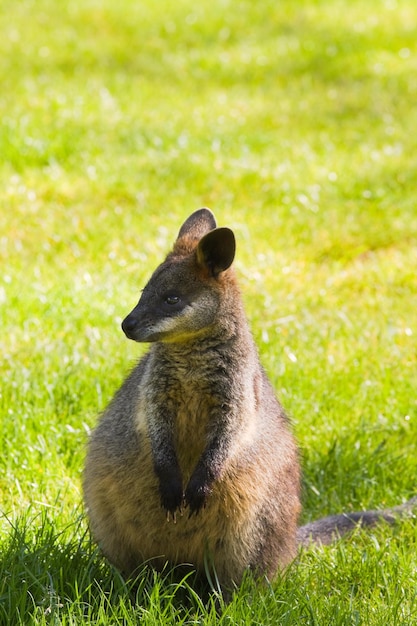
xmin=121 ymin=314 xmax=138 ymax=338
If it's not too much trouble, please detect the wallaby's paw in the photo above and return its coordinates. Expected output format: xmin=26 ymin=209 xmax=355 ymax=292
xmin=159 ymin=477 xmax=184 ymax=520
xmin=184 ymin=478 xmax=211 ymax=516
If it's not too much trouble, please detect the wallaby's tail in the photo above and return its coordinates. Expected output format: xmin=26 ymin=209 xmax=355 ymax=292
xmin=297 ymin=496 xmax=417 ymax=547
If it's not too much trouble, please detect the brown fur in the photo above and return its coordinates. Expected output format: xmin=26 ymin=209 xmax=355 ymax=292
xmin=83 ymin=208 xmax=415 ymax=589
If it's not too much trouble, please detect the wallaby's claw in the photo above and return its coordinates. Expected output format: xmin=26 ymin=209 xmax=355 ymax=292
xmin=165 ymin=498 xmax=186 ymax=523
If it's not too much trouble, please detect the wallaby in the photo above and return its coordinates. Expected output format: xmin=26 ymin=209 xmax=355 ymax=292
xmin=83 ymin=208 xmax=416 ymax=589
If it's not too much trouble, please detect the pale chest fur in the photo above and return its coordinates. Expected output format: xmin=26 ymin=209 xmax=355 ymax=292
xmin=172 ymin=386 xmax=212 ymax=481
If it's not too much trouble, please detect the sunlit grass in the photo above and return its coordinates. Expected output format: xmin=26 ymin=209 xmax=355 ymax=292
xmin=1 ymin=0 xmax=417 ymax=623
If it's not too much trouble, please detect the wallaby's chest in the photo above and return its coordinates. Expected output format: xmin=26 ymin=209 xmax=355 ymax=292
xmin=141 ymin=351 xmax=219 ymax=475
xmin=172 ymin=381 xmax=213 ymax=479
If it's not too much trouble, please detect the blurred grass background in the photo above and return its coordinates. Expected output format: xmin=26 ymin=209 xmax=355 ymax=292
xmin=1 ymin=0 xmax=416 ymax=623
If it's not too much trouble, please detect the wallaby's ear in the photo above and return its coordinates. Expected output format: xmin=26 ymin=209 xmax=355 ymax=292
xmin=177 ymin=208 xmax=217 ymax=242
xmin=196 ymin=227 xmax=236 ymax=277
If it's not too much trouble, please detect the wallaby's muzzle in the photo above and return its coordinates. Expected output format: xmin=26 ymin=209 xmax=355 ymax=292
xmin=121 ymin=311 xmax=141 ymax=340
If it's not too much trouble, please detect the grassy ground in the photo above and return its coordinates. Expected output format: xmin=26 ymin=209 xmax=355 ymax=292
xmin=1 ymin=0 xmax=417 ymax=623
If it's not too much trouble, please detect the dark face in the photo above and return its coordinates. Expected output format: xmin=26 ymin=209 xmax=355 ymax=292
xmin=121 ymin=257 xmax=220 ymax=343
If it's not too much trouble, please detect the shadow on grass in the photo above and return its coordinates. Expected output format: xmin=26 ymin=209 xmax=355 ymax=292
xmin=0 ymin=508 xmax=232 ymax=624
xmin=3 ymin=505 xmax=415 ymax=625
xmin=0 ymin=508 xmax=316 ymax=624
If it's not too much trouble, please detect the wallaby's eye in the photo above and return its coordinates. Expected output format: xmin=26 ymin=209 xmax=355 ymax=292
xmin=164 ymin=295 xmax=180 ymax=306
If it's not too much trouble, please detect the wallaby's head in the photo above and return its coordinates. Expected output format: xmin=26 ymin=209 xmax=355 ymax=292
xmin=121 ymin=209 xmax=237 ymax=343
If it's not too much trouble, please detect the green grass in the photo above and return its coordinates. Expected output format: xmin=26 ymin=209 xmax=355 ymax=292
xmin=1 ymin=0 xmax=417 ymax=623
